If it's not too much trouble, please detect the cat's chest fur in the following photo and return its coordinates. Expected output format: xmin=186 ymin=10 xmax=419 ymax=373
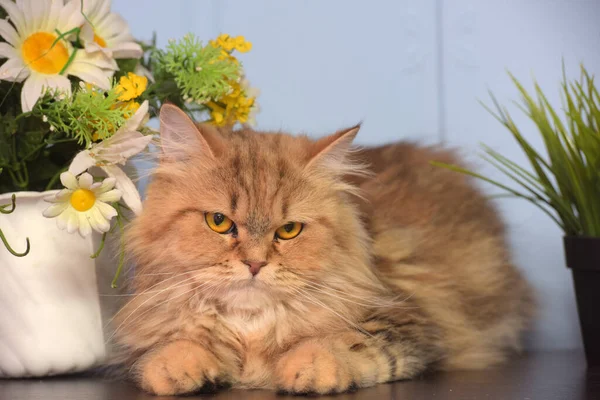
xmin=220 ymin=310 xmax=281 ymax=387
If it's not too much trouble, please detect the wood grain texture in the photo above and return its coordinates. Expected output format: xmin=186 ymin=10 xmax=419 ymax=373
xmin=0 ymin=351 xmax=597 ymax=400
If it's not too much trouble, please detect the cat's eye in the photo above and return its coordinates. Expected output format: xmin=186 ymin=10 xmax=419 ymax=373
xmin=205 ymin=212 xmax=235 ymax=234
xmin=275 ymin=222 xmax=303 ymax=240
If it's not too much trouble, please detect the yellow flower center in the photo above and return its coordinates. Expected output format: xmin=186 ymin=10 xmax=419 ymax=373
xmin=70 ymin=189 xmax=96 ymax=212
xmin=21 ymin=32 xmax=69 ymax=75
xmin=93 ymin=33 xmax=107 ymax=48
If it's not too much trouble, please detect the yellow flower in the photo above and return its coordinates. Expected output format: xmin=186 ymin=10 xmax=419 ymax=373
xmin=120 ymin=100 xmax=141 ymax=114
xmin=210 ymin=34 xmax=252 ymax=54
xmin=116 ymin=72 xmax=148 ymax=101
xmin=210 ymin=34 xmax=236 ymax=52
xmin=234 ymin=36 xmax=252 ymax=53
xmin=206 ymin=80 xmax=257 ymax=126
xmin=211 ymin=110 xmax=225 ymax=125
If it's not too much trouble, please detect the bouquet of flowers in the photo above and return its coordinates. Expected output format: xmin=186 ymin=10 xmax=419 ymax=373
xmin=0 ymin=0 xmax=258 ymax=282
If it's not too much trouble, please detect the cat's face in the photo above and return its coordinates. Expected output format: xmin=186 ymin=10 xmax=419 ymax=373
xmin=128 ymin=105 xmax=374 ymax=310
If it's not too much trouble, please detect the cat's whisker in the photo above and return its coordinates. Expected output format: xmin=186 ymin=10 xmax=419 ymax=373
xmin=302 ymin=286 xmax=415 ymax=309
xmin=104 ymin=271 xmax=199 ymax=317
xmin=304 ymin=285 xmax=419 ymax=309
xmin=107 ymin=276 xmax=225 ymax=345
xmin=292 ymin=275 xmax=417 ymax=309
xmin=105 ymin=272 xmax=208 ymax=338
xmin=107 ymin=281 xmax=210 ymax=345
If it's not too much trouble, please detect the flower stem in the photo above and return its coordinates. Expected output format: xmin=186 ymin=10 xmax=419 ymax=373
xmin=0 ymin=194 xmax=16 ymax=214
xmin=0 ymin=195 xmax=31 ymax=257
xmin=46 ymin=167 xmax=68 ymax=191
xmin=90 ymin=232 xmax=107 ymax=259
xmin=0 ymin=229 xmax=30 ymax=257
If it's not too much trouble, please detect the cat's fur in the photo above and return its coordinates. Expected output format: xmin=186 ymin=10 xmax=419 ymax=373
xmin=112 ymin=104 xmax=534 ymax=396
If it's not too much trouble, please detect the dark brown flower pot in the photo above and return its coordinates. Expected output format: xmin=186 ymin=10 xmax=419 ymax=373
xmin=564 ymin=236 xmax=600 ymax=368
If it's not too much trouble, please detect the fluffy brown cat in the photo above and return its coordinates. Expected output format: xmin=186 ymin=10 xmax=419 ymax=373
xmin=111 ymin=104 xmax=533 ymax=396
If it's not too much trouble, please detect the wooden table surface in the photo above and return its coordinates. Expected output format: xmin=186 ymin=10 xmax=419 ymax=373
xmin=1 ymin=351 xmax=598 ymax=400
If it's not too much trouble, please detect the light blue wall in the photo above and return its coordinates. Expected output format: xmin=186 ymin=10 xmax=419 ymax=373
xmin=113 ymin=0 xmax=600 ymax=350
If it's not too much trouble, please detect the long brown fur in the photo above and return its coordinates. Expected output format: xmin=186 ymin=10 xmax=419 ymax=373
xmin=111 ymin=104 xmax=534 ymax=396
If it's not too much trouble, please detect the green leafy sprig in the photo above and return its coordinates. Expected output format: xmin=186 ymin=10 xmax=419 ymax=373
xmin=34 ymin=84 xmax=131 ymax=147
xmin=143 ymin=33 xmax=241 ymax=115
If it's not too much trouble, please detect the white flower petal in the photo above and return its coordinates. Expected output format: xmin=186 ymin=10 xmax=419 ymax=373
xmin=46 ymin=74 xmax=72 ymax=98
xmin=42 ymin=202 xmax=68 ymax=218
xmin=70 ymin=49 xmax=117 ymax=70
xmin=20 ymin=74 xmax=45 ymax=112
xmin=67 ymin=210 xmax=79 ymax=234
xmin=95 ymin=201 xmax=118 ymax=220
xmin=96 ymin=13 xmax=128 ymax=37
xmin=55 ymin=189 xmax=72 ymax=202
xmin=102 ymin=165 xmax=142 ymax=215
xmin=56 ymin=209 xmax=72 ymax=230
xmin=100 ymin=132 xmax=153 ymax=164
xmin=0 ymin=20 xmax=20 ymax=46
xmin=119 ymin=100 xmax=149 ymax=133
xmin=60 ymin=171 xmax=79 ymax=190
xmin=66 ymin=54 xmax=112 ymax=89
xmin=56 ymin=0 xmax=85 ymax=35
xmin=110 ymin=41 xmax=143 ymax=59
xmin=94 ymin=177 xmax=117 ymax=194
xmin=78 ymin=172 xmax=94 ymax=189
xmin=96 ymin=189 xmax=122 ymax=203
xmin=78 ymin=212 xmax=92 ymax=237
xmin=0 ymin=43 xmax=16 ymax=59
xmin=0 ymin=58 xmax=29 ymax=83
xmin=89 ymin=207 xmax=110 ymax=232
xmin=134 ymin=63 xmax=155 ymax=83
xmin=43 ymin=0 xmax=63 ymax=32
xmin=0 ymin=0 xmax=26 ymax=35
xmin=26 ymin=0 xmax=48 ymax=33
xmin=79 ymin=21 xmax=95 ymax=43
xmin=44 ymin=189 xmax=72 ymax=203
xmin=94 ymin=0 xmax=111 ymax=22
xmin=68 ymin=150 xmax=97 ymax=176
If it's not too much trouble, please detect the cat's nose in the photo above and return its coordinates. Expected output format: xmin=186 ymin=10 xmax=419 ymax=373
xmin=243 ymin=260 xmax=267 ymax=276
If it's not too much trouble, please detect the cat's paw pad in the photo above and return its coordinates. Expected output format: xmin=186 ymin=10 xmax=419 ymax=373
xmin=138 ymin=341 xmax=222 ymax=396
xmin=275 ymin=341 xmax=354 ymax=394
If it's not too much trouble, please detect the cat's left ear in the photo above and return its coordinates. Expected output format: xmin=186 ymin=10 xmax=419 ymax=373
xmin=306 ymin=124 xmax=361 ymax=172
xmin=159 ymin=104 xmax=224 ymax=161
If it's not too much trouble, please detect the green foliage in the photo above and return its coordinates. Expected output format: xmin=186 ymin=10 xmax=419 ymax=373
xmin=146 ymin=34 xmax=241 ymax=114
xmin=434 ymin=64 xmax=600 ymax=237
xmin=34 ymin=85 xmax=130 ymax=147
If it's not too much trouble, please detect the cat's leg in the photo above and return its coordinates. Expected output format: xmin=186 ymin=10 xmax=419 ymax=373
xmin=274 ymin=315 xmax=440 ymax=394
xmin=133 ymin=340 xmax=236 ymax=396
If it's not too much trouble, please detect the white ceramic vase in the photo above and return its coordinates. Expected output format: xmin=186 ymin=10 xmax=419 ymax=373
xmin=0 ymin=191 xmax=106 ymax=377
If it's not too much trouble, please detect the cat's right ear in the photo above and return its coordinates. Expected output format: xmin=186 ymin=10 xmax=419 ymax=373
xmin=159 ymin=104 xmax=222 ymax=161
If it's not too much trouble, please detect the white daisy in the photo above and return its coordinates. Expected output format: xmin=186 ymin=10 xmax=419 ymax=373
xmin=78 ymin=0 xmax=143 ymax=60
xmin=0 ymin=0 xmax=118 ymax=111
xmin=43 ymin=172 xmax=122 ymax=237
xmin=68 ymin=100 xmax=152 ymax=216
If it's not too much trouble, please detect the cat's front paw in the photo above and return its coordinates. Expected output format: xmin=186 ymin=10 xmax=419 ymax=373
xmin=275 ymin=341 xmax=357 ymax=395
xmin=137 ymin=340 xmax=223 ymax=396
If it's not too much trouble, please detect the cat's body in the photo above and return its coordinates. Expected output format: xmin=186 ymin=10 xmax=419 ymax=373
xmin=112 ymin=105 xmax=533 ymax=396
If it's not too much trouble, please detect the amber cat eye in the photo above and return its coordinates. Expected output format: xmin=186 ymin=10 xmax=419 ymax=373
xmin=205 ymin=212 xmax=235 ymax=234
xmin=275 ymin=222 xmax=303 ymax=240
